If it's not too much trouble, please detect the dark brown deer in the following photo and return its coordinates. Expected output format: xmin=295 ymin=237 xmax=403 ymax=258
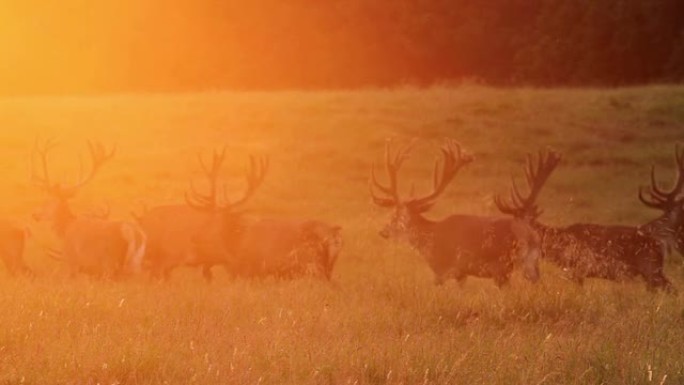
xmin=537 ymin=223 xmax=673 ymax=291
xmin=185 ymin=150 xmax=343 ymax=280
xmin=136 ymin=147 xmax=268 ymax=281
xmin=637 ymin=143 xmax=684 ymax=258
xmin=31 ymin=139 xmax=146 ymax=278
xmin=370 ymin=139 xmax=560 ymax=287
xmin=527 ymin=148 xmax=678 ymax=292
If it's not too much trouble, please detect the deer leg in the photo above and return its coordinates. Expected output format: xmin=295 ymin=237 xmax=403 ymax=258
xmin=570 ymin=275 xmax=585 ymax=286
xmin=646 ymin=273 xmax=676 ymax=294
xmin=433 ymin=274 xmax=446 ymax=286
xmin=12 ymin=245 xmax=33 ymax=277
xmin=202 ymin=265 xmax=214 ymax=282
xmin=571 ymin=272 xmax=585 ymax=286
xmin=0 ymin=251 xmax=16 ymax=277
xmin=162 ymin=268 xmax=172 ymax=281
xmin=0 ymin=242 xmax=32 ymax=277
xmin=147 ymin=262 xmax=164 ymax=281
xmin=562 ymin=268 xmax=585 ymax=286
xmin=494 ymin=274 xmax=510 ymax=288
xmin=68 ymin=267 xmax=80 ymax=279
xmin=455 ymin=275 xmax=467 ymax=288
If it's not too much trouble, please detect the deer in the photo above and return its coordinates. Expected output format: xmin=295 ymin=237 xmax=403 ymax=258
xmin=523 ymin=148 xmax=678 ymax=292
xmin=370 ymin=138 xmax=560 ymax=287
xmin=30 ymin=139 xmax=146 ymax=278
xmin=637 ymin=143 xmax=684 ymax=258
xmin=184 ymin=149 xmax=343 ymax=281
xmin=135 ymin=148 xmax=269 ymax=281
xmin=0 ymin=221 xmax=32 ymax=277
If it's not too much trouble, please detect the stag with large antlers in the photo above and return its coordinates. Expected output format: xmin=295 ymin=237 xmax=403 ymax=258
xmin=638 ymin=143 xmax=684 ymax=257
xmin=138 ymin=147 xmax=341 ymax=281
xmin=137 ymin=148 xmax=268 ymax=280
xmin=370 ymin=138 xmax=559 ymax=287
xmin=523 ymin=147 xmax=679 ymax=292
xmin=31 ymin=139 xmax=146 ymax=278
xmin=186 ymin=148 xmax=343 ymax=280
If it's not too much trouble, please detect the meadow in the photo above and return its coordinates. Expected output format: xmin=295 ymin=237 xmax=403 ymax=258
xmin=0 ymin=85 xmax=682 ymax=384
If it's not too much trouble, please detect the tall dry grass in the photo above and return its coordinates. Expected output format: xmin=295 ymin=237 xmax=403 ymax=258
xmin=0 ymin=85 xmax=682 ymax=384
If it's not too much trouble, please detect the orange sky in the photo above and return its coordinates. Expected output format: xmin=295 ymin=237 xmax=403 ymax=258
xmin=0 ymin=1 xmax=211 ymax=93
xmin=0 ymin=1 xmax=394 ymax=95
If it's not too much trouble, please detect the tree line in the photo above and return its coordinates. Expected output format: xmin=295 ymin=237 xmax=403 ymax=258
xmin=3 ymin=0 xmax=683 ymax=93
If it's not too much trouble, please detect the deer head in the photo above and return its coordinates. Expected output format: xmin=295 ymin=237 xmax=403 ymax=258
xmin=369 ymin=138 xmax=473 ymax=241
xmin=31 ymin=138 xmax=115 ymax=234
xmin=494 ymin=149 xmax=562 ymax=282
xmin=494 ymin=149 xmax=562 ymax=221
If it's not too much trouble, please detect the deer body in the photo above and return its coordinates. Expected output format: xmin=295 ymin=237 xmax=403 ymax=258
xmin=62 ymin=216 xmax=143 ymax=277
xmin=393 ymin=212 xmax=538 ymax=285
xmin=211 ymin=216 xmax=342 ymax=280
xmin=141 ymin=148 xmax=342 ymax=281
xmin=137 ymin=204 xmax=227 ymax=280
xmin=537 ymin=222 xmax=671 ymax=290
xmin=531 ymin=144 xmax=683 ymax=292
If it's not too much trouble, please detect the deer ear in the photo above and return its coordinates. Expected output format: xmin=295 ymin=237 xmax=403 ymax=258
xmin=371 ymin=196 xmax=397 ymax=208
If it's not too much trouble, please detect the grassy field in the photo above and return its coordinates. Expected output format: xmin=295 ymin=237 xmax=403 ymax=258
xmin=0 ymin=85 xmax=683 ymax=384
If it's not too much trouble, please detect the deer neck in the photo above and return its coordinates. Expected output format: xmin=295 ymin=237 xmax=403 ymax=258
xmin=526 ymin=220 xmax=547 ymax=237
xmin=405 ymin=214 xmax=436 ymax=253
xmin=51 ymin=200 xmax=76 ymax=238
xmin=640 ymin=212 xmax=680 ymax=250
xmin=529 ymin=220 xmax=556 ymax=248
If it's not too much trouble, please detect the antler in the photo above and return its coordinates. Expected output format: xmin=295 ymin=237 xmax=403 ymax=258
xmin=369 ymin=138 xmax=416 ymax=207
xmin=61 ymin=141 xmax=116 ymax=197
xmin=495 ymin=148 xmax=561 ymax=219
xmin=229 ymin=155 xmax=269 ymax=208
xmin=30 ymin=137 xmax=58 ymax=193
xmin=31 ymin=139 xmax=115 ymax=198
xmin=185 ymin=147 xmax=269 ymax=212
xmin=185 ymin=147 xmax=228 ymax=211
xmin=639 ymin=143 xmax=684 ymax=210
xmin=407 ymin=138 xmax=473 ymax=212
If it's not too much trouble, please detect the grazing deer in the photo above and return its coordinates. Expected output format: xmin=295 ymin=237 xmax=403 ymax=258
xmin=185 ymin=149 xmax=343 ymax=280
xmin=31 ymin=139 xmax=146 ymax=278
xmin=0 ymin=221 xmax=32 ymax=276
xmin=638 ymin=143 xmax=684 ymax=258
xmin=370 ymin=138 xmax=559 ymax=287
xmin=526 ymin=148 xmax=678 ymax=292
xmin=135 ymin=148 xmax=268 ymax=281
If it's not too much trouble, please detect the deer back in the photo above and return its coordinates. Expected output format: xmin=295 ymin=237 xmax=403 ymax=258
xmin=223 ymin=216 xmax=342 ymax=279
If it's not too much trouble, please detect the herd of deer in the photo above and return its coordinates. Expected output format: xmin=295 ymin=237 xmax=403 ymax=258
xmin=370 ymin=139 xmax=682 ymax=292
xmin=0 ymin=138 xmax=681 ymax=293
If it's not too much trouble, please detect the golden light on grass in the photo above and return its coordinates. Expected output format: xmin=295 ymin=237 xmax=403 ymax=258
xmin=0 ymin=86 xmax=681 ymax=383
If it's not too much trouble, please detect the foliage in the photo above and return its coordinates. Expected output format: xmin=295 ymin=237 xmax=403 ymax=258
xmin=3 ymin=1 xmax=684 ymax=93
